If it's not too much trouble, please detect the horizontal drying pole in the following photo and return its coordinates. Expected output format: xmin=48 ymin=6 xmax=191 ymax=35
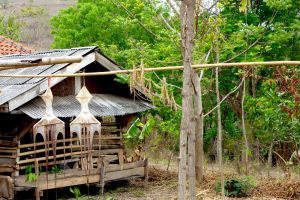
xmin=0 ymin=60 xmax=299 ymax=78
xmin=0 ymin=56 xmax=83 ymax=70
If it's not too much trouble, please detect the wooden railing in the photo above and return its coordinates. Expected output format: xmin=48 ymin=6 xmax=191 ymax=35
xmin=15 ymin=135 xmax=123 ymax=173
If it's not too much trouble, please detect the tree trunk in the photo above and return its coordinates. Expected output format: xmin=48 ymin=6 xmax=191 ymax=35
xmin=194 ymin=0 xmax=204 ymax=186
xmin=251 ymin=67 xmax=257 ymax=98
xmin=216 ymin=66 xmax=225 ymax=198
xmin=178 ymin=1 xmax=196 ymax=199
xmin=268 ymin=142 xmax=274 ymax=167
xmin=188 ymin=108 xmax=196 ymax=200
xmin=241 ymin=75 xmax=250 ymax=175
xmin=193 ymin=70 xmax=204 ymax=184
xmin=215 ymin=28 xmax=225 ymax=197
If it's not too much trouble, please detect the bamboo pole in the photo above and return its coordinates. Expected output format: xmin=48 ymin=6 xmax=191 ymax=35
xmin=0 ymin=56 xmax=83 ymax=70
xmin=18 ymin=136 xmax=120 ymax=149
xmin=17 ymin=150 xmax=92 ymax=165
xmin=0 ymin=61 xmax=298 ymax=78
xmin=19 ymin=138 xmax=80 ymax=148
xmin=0 ymin=149 xmax=16 ymax=153
xmin=18 ymin=145 xmax=82 ymax=157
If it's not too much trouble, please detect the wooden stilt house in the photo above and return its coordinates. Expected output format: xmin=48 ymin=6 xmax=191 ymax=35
xmin=0 ymin=46 xmax=153 ymax=200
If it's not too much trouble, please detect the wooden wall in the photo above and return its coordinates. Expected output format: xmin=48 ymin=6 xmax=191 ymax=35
xmin=51 ymin=62 xmax=132 ymax=97
xmin=52 ymin=77 xmax=75 ymax=96
xmin=0 ymin=114 xmax=35 ymax=175
xmin=0 ymin=114 xmax=34 ymax=139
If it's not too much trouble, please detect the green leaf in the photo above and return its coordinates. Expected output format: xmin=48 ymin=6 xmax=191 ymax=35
xmin=139 ymin=117 xmax=155 ymax=140
xmin=124 ymin=118 xmax=141 ymax=139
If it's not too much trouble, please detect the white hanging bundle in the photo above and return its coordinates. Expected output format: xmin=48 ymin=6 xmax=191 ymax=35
xmin=70 ymin=86 xmax=101 ymax=170
xmin=33 ymin=87 xmax=65 ymax=167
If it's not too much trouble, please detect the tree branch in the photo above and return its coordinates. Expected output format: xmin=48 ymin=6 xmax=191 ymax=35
xmin=166 ymin=0 xmax=180 ymax=16
xmin=174 ymin=0 xmax=180 ymax=8
xmin=153 ymin=72 xmax=182 ymax=90
xmin=204 ymin=76 xmax=245 ymax=117
xmin=224 ymin=37 xmax=261 ymax=63
xmin=148 ymin=0 xmax=179 ymax=35
xmin=112 ymin=0 xmax=157 ymax=38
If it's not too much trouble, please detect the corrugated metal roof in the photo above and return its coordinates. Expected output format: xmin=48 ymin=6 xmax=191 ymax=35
xmin=0 ymin=46 xmax=151 ymax=116
xmin=0 ymin=46 xmax=96 ymax=60
xmin=19 ymin=94 xmax=154 ymax=119
xmin=0 ymin=47 xmax=97 ymax=106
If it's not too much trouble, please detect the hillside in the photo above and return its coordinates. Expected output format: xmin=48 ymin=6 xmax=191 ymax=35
xmin=0 ymin=0 xmax=75 ymax=50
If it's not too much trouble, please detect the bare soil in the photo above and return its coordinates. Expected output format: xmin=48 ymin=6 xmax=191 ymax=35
xmin=56 ymin=164 xmax=300 ymax=200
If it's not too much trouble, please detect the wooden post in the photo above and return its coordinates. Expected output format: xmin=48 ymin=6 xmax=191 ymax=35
xmin=35 ymin=188 xmax=40 ymax=200
xmin=34 ymin=159 xmax=40 ymax=200
xmin=99 ymin=156 xmax=105 ymax=196
xmin=14 ymin=140 xmax=20 ymax=177
xmin=34 ymin=160 xmax=39 ymax=174
xmin=144 ymin=158 xmax=149 ymax=185
xmin=0 ymin=176 xmax=14 ymax=200
xmin=8 ymin=176 xmax=14 ymax=200
xmin=118 ymin=149 xmax=124 ymax=170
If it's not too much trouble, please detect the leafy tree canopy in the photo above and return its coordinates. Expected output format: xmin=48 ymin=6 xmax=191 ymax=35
xmin=51 ymin=0 xmax=300 ymax=158
xmin=51 ymin=0 xmax=181 ymax=68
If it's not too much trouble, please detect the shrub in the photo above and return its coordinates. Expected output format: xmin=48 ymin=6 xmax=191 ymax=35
xmin=70 ymin=187 xmax=81 ymax=199
xmin=215 ymin=176 xmax=256 ymax=197
xmin=25 ymin=165 xmax=38 ymax=182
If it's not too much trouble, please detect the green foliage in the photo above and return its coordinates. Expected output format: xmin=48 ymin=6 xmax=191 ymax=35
xmin=103 ymin=197 xmax=115 ymax=200
xmin=50 ymin=165 xmax=61 ymax=174
xmin=25 ymin=165 xmax=38 ymax=182
xmin=152 ymin=105 xmax=181 ymax=151
xmin=124 ymin=116 xmax=155 ymax=147
xmin=245 ymin=80 xmax=300 ymax=145
xmin=70 ymin=187 xmax=81 ymax=199
xmin=21 ymin=6 xmax=45 ymax=17
xmin=51 ymin=0 xmax=180 ymax=68
xmin=51 ymin=2 xmax=182 ymax=154
xmin=215 ymin=176 xmax=256 ymax=197
xmin=0 ymin=11 xmax=21 ymax=41
xmin=50 ymin=0 xmax=300 ymax=158
xmin=264 ymin=0 xmax=293 ymax=10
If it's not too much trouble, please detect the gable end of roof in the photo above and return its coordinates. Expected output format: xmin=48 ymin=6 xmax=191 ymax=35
xmin=0 ymin=46 xmax=122 ymax=111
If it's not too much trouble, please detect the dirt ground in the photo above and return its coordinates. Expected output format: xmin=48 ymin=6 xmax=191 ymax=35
xmin=14 ymin=158 xmax=300 ymax=199
xmin=57 ymin=161 xmax=300 ymax=200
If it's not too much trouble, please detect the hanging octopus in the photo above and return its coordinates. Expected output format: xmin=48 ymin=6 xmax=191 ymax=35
xmin=70 ymin=86 xmax=101 ymax=170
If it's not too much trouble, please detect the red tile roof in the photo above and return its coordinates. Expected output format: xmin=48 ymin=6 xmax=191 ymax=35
xmin=0 ymin=36 xmax=34 ymax=55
